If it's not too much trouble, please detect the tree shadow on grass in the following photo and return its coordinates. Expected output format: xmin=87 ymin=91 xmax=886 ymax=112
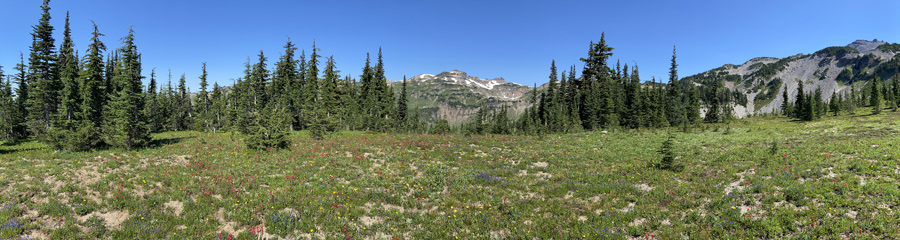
xmin=149 ymin=136 xmax=194 ymax=148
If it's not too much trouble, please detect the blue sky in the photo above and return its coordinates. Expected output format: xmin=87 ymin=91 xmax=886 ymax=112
xmin=1 ymin=0 xmax=898 ymax=91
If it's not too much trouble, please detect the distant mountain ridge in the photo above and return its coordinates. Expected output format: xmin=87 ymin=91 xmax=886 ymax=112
xmin=389 ymin=70 xmax=534 ymax=125
xmin=685 ymin=39 xmax=900 ymax=117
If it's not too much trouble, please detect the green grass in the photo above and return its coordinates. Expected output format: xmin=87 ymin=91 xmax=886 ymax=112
xmin=1 ymin=109 xmax=900 ymax=239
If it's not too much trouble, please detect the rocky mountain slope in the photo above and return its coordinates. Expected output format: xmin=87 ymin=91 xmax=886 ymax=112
xmin=685 ymin=39 xmax=900 ymax=117
xmin=390 ymin=70 xmax=534 ymax=125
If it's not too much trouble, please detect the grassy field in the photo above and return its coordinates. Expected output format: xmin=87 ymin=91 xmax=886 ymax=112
xmin=1 ymin=109 xmax=899 ymax=239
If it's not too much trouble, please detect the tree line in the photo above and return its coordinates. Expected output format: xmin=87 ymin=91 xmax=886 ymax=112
xmin=780 ymin=74 xmax=900 ymax=121
xmin=505 ymin=34 xmax=719 ymax=136
xmin=17 ymin=1 xmax=869 ymax=152
xmin=0 ymin=0 xmax=425 ymax=150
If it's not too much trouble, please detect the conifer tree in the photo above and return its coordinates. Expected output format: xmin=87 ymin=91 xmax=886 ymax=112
xmin=641 ymin=79 xmax=657 ymax=127
xmin=291 ymin=50 xmax=307 ymax=131
xmin=469 ymin=105 xmax=488 ymax=134
xmin=374 ymin=48 xmax=393 ymax=131
xmin=246 ymin=101 xmax=289 ymax=149
xmin=805 ymin=95 xmax=816 ymax=121
xmin=146 ymin=69 xmax=159 ymax=132
xmin=410 ymin=105 xmax=422 ymax=133
xmin=397 ymin=75 xmax=408 ymax=131
xmin=104 ymin=52 xmax=118 ymax=103
xmin=794 ymin=79 xmax=806 ymax=120
xmin=0 ymin=68 xmax=17 ymax=140
xmin=210 ymin=82 xmax=224 ymax=133
xmin=58 ymin=12 xmax=79 ymax=122
xmin=624 ymin=65 xmax=642 ymax=128
xmin=341 ymin=76 xmax=360 ymax=130
xmin=829 ymin=90 xmax=840 ymax=116
xmin=104 ymin=27 xmax=149 ymax=149
xmin=686 ymin=85 xmax=700 ymax=125
xmin=273 ymin=40 xmax=300 ymax=131
xmin=781 ymin=85 xmax=792 ymax=117
xmin=251 ymin=51 xmax=270 ymax=111
xmin=492 ymin=105 xmax=511 ymax=134
xmin=81 ymin=23 xmax=106 ymax=127
xmin=13 ymin=54 xmax=28 ymax=138
xmin=302 ymin=42 xmax=322 ymax=137
xmin=26 ymin=0 xmax=59 ymax=135
xmin=175 ymin=74 xmax=189 ymax=130
xmin=893 ymin=74 xmax=900 ymax=108
xmin=666 ymin=46 xmax=684 ymax=127
xmin=196 ymin=62 xmax=210 ymax=131
xmin=556 ymin=70 xmax=570 ymax=132
xmin=705 ymin=77 xmax=722 ymax=123
xmin=539 ymin=60 xmax=557 ymax=129
xmin=319 ymin=55 xmax=341 ymax=132
xmin=814 ymin=87 xmax=824 ymax=119
xmin=871 ymin=76 xmax=883 ymax=114
xmin=566 ymin=65 xmax=581 ymax=129
xmin=848 ymin=86 xmax=857 ymax=115
xmin=162 ymin=70 xmax=176 ymax=131
xmin=231 ymin=59 xmax=254 ymax=133
xmin=359 ymin=53 xmax=376 ymax=131
xmin=579 ymin=35 xmax=615 ymax=129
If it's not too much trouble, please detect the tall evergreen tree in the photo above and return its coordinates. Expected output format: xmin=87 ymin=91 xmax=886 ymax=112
xmin=81 ymin=23 xmax=105 ymax=127
xmin=705 ymin=77 xmax=722 ymax=123
xmin=319 ymin=55 xmax=341 ymax=132
xmin=813 ymin=87 xmax=824 ymax=118
xmin=196 ymin=62 xmax=210 ymax=131
xmin=250 ymin=51 xmax=270 ymax=111
xmin=209 ymin=82 xmax=224 ymax=133
xmin=780 ymin=85 xmax=792 ymax=117
xmin=492 ymin=105 xmax=511 ymax=134
xmin=686 ymin=85 xmax=700 ymax=125
xmin=892 ymin=74 xmax=900 ymax=108
xmin=175 ymin=73 xmax=189 ymax=130
xmin=374 ymin=48 xmax=394 ymax=131
xmin=578 ymin=34 xmax=615 ymax=129
xmin=666 ymin=45 xmax=684 ymax=127
xmin=0 ymin=68 xmax=17 ymax=140
xmin=13 ymin=54 xmax=28 ymax=138
xmin=290 ymin=50 xmax=307 ymax=131
xmin=397 ymin=75 xmax=408 ymax=130
xmin=829 ymin=90 xmax=840 ymax=116
xmin=273 ymin=39 xmax=300 ymax=131
xmin=57 ymin=11 xmax=79 ymax=122
xmin=656 ymin=77 xmax=669 ymax=127
xmin=624 ymin=65 xmax=642 ymax=128
xmin=556 ymin=70 xmax=570 ymax=132
xmin=794 ymin=79 xmax=806 ymax=120
xmin=359 ymin=53 xmax=376 ymax=131
xmin=302 ymin=42 xmax=322 ymax=135
xmin=26 ymin=0 xmax=59 ymax=135
xmin=146 ymin=69 xmax=159 ymax=132
xmin=539 ymin=60 xmax=557 ymax=129
xmin=104 ymin=27 xmax=149 ymax=149
xmin=871 ymin=76 xmax=883 ymax=114
xmin=104 ymin=52 xmax=118 ymax=103
xmin=848 ymin=85 xmax=857 ymax=115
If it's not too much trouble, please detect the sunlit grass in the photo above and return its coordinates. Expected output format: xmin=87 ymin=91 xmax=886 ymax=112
xmin=1 ymin=108 xmax=899 ymax=239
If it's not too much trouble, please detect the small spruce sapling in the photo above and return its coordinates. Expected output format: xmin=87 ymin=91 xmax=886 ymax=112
xmin=658 ymin=133 xmax=677 ymax=170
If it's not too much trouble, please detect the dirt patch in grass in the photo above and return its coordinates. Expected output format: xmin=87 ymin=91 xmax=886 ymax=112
xmin=215 ymin=207 xmax=242 ymax=236
xmin=633 ymin=183 xmax=654 ymax=192
xmin=165 ymin=201 xmax=183 ymax=216
xmin=359 ymin=215 xmax=383 ymax=227
xmin=74 ymin=209 xmax=129 ymax=230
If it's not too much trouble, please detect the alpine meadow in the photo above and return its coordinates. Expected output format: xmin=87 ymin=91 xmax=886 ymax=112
xmin=3 ymin=0 xmax=900 ymax=239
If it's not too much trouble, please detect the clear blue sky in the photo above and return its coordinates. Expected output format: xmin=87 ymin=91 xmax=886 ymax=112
xmin=1 ymin=0 xmax=898 ymax=91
